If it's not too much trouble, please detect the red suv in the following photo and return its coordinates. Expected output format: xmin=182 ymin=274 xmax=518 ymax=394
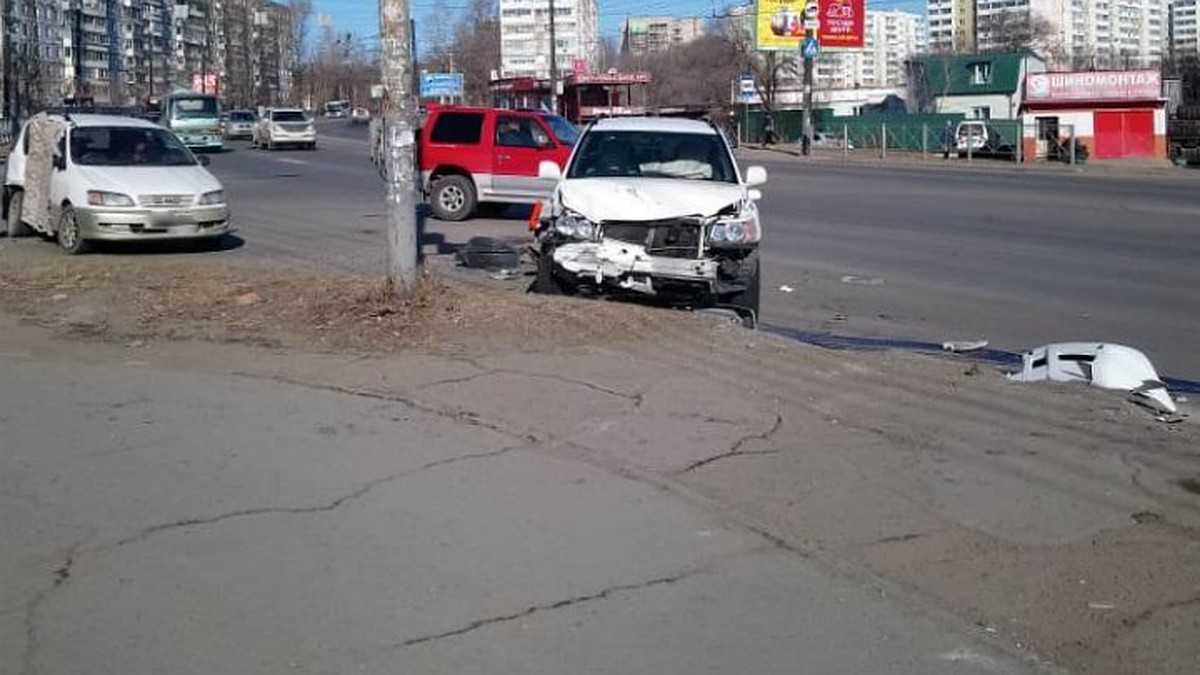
xmin=419 ymin=105 xmax=578 ymax=221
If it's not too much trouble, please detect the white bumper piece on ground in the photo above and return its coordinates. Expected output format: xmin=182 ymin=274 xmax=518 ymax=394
xmin=553 ymin=240 xmax=717 ymax=293
xmin=1008 ymin=342 xmax=1177 ymax=414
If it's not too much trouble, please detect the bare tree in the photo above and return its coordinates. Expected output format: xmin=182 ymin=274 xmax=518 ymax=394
xmin=596 ymin=35 xmax=619 ymax=72
xmin=626 ymin=34 xmax=742 ymax=109
xmin=309 ymin=20 xmax=378 ymax=109
xmin=427 ymin=0 xmax=453 ymax=65
xmin=904 ymin=54 xmax=956 ymax=114
xmin=288 ymin=0 xmax=313 ymax=105
xmin=424 ymin=0 xmax=498 ymax=105
xmin=712 ymin=6 xmax=797 ymax=113
xmin=979 ymin=10 xmax=1060 ymax=59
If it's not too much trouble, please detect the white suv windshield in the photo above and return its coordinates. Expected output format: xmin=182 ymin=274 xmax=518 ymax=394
xmin=568 ymin=130 xmax=737 ymax=183
xmin=70 ymin=127 xmax=197 ymax=167
xmin=272 ymin=111 xmax=308 ymax=123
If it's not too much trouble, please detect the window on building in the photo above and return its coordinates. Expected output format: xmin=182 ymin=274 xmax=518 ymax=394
xmin=972 ymin=106 xmax=991 ymax=119
xmin=970 ymin=62 xmax=992 ymax=85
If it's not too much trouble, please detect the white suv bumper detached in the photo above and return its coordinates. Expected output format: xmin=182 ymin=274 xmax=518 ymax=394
xmin=553 ymin=240 xmax=719 ymax=291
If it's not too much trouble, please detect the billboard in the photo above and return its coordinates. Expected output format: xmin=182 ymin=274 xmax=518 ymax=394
xmin=420 ymin=73 xmax=465 ymax=98
xmin=191 ymin=73 xmax=221 ymax=95
xmin=755 ymin=0 xmax=865 ymax=52
xmin=1025 ymin=70 xmax=1162 ymax=103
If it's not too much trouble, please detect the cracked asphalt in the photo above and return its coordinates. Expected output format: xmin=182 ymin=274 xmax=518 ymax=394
xmin=1 ymin=315 xmax=1088 ymax=675
xmin=3 ymin=121 xmax=1199 ymax=674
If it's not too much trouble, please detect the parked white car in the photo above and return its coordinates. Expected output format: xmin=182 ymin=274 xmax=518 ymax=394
xmin=253 ymin=108 xmax=317 ymax=150
xmin=4 ymin=113 xmax=231 ymax=254
xmin=532 ymin=116 xmax=767 ymax=324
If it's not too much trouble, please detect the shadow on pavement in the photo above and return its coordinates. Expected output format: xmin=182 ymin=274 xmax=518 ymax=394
xmin=91 ymin=233 xmax=245 ymax=256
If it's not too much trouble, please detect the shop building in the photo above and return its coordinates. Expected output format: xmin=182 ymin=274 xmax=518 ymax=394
xmin=1021 ymin=70 xmax=1167 ymax=160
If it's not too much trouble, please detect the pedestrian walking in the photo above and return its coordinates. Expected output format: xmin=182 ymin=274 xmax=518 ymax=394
xmin=941 ymin=120 xmax=955 ymax=160
xmin=762 ymin=112 xmax=777 ymax=146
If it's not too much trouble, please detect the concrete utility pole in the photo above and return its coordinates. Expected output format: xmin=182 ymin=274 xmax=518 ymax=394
xmin=548 ymin=0 xmax=557 ymax=113
xmin=379 ymin=0 xmax=419 ymax=294
xmin=800 ymin=1 xmax=817 ymax=156
xmin=3 ymin=0 xmax=13 ymax=134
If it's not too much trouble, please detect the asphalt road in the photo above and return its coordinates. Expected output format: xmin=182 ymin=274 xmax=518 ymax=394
xmin=207 ymin=120 xmax=1200 ymax=379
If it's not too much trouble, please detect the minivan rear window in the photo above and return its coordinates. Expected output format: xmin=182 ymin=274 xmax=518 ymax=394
xmin=431 ymin=112 xmax=484 ymax=144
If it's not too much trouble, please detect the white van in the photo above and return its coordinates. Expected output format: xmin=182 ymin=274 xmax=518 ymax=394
xmin=4 ymin=113 xmax=231 ymax=254
xmin=955 ymin=120 xmax=1015 ymax=158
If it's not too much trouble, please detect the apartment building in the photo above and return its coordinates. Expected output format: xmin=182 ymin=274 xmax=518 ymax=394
xmin=933 ymin=0 xmax=1170 ymax=66
xmin=2 ymin=0 xmax=66 ymax=119
xmin=1063 ymin=0 xmax=1168 ymax=66
xmin=1170 ymin=0 xmax=1199 ymax=55
xmin=220 ymin=0 xmax=294 ymax=107
xmin=3 ymin=0 xmax=293 ymax=115
xmin=927 ymin=0 xmax=977 ymax=53
xmin=818 ymin=9 xmax=926 ymax=89
xmin=619 ymin=15 xmax=705 ymax=57
xmin=499 ymin=0 xmax=599 ymax=79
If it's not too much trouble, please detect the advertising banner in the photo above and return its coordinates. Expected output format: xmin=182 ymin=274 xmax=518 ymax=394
xmin=191 ymin=73 xmax=221 ymax=95
xmin=1025 ymin=70 xmax=1162 ymax=103
xmin=420 ymin=73 xmax=465 ymax=98
xmin=755 ymin=0 xmax=865 ymax=52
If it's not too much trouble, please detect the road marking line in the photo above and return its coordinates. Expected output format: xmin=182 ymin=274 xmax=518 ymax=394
xmin=275 ymin=157 xmax=308 ymax=165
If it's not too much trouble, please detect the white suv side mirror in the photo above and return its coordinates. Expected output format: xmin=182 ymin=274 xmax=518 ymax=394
xmin=744 ymin=165 xmax=768 ymax=187
xmin=538 ymin=160 xmax=562 ymax=180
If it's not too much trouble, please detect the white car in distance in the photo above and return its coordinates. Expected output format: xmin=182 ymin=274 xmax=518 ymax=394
xmin=253 ymin=108 xmax=317 ymax=150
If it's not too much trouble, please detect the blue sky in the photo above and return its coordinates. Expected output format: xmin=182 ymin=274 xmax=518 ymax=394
xmin=311 ymin=0 xmax=927 ymax=51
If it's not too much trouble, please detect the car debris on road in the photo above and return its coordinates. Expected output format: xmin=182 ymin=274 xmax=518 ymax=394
xmin=1008 ymin=342 xmax=1178 ymax=415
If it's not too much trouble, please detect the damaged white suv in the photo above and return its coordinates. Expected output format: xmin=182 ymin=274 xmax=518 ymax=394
xmin=532 ymin=117 xmax=767 ymax=323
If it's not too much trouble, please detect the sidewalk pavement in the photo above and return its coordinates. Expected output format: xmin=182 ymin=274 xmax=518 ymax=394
xmin=3 ymin=304 xmax=1197 ymax=675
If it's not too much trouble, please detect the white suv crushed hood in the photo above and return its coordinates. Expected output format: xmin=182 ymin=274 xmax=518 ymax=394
xmin=559 ymin=178 xmax=745 ymax=222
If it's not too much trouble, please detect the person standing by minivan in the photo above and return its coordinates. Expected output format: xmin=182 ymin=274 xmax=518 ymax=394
xmin=941 ymin=120 xmax=955 ymax=160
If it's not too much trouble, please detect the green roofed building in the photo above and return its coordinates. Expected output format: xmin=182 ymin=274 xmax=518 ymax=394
xmin=906 ymin=51 xmax=1047 ymax=120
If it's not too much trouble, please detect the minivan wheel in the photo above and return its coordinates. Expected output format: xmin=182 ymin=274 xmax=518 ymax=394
xmin=6 ymin=189 xmax=31 ymax=237
xmin=56 ymin=205 xmax=90 ymax=255
xmin=430 ymin=175 xmax=476 ymax=222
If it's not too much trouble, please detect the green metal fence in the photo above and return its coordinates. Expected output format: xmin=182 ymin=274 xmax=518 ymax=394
xmin=746 ymin=109 xmax=832 ymax=143
xmin=828 ymin=116 xmax=1022 ymax=155
xmin=828 ymin=114 xmax=964 ymax=152
xmin=745 ymin=109 xmax=1033 ymax=160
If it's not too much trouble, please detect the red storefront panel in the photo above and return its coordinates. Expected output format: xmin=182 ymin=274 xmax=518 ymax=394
xmin=1093 ymin=110 xmax=1154 ymax=159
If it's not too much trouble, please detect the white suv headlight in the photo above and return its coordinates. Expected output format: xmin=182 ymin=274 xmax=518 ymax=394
xmin=553 ymin=211 xmax=598 ymax=240
xmin=87 ymin=191 xmax=134 ymax=207
xmin=198 ymin=190 xmax=225 ymax=205
xmin=708 ymin=210 xmax=760 ymax=245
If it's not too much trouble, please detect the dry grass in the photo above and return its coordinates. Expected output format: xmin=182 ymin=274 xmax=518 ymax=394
xmin=0 ymin=245 xmax=671 ymax=352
